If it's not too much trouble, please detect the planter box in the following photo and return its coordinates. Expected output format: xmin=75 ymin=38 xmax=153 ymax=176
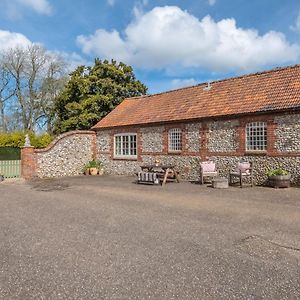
xmin=268 ymin=174 xmax=291 ymax=188
xmin=90 ymin=168 xmax=98 ymax=176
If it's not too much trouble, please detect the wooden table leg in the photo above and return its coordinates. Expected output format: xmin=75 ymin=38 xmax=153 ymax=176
xmin=162 ymin=169 xmax=169 ymax=186
xmin=174 ymin=170 xmax=180 ymax=183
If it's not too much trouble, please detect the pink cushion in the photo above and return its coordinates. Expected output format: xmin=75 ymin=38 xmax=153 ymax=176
xmin=201 ymin=161 xmax=216 ymax=172
xmin=237 ymin=162 xmax=251 ymax=174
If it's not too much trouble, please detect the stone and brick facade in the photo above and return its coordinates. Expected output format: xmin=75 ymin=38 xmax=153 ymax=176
xmin=21 ymin=65 xmax=300 ymax=184
xmin=94 ymin=112 xmax=300 ymax=185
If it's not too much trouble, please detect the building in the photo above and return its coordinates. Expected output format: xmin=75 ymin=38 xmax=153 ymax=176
xmin=92 ymin=64 xmax=300 ymax=184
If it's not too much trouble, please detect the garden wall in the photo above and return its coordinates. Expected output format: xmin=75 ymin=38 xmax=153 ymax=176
xmin=21 ymin=131 xmax=96 ymax=179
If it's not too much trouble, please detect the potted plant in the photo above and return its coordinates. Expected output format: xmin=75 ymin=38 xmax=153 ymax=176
xmin=88 ymin=160 xmax=99 ymax=176
xmin=267 ymin=168 xmax=291 ymax=188
xmin=84 ymin=160 xmax=103 ymax=176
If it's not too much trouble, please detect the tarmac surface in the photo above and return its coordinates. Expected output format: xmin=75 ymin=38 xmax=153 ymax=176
xmin=0 ymin=176 xmax=299 ymax=299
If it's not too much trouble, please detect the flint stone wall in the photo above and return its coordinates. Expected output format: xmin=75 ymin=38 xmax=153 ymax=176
xmin=141 ymin=126 xmax=164 ymax=153
xmin=98 ymin=154 xmax=201 ymax=180
xmin=207 ymin=120 xmax=239 ymax=152
xmin=96 ymin=115 xmax=300 ymax=185
xmin=275 ymin=114 xmax=300 ymax=152
xmin=97 ymin=130 xmax=111 ymax=152
xmin=210 ymin=156 xmax=300 ymax=185
xmin=36 ymin=131 xmax=95 ymax=178
xmin=186 ymin=123 xmax=201 ymax=152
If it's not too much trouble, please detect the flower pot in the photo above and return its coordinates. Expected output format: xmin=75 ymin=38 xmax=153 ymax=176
xmin=268 ymin=174 xmax=291 ymax=188
xmin=89 ymin=168 xmax=98 ymax=176
xmin=84 ymin=169 xmax=90 ymax=175
xmin=98 ymin=168 xmax=104 ymax=176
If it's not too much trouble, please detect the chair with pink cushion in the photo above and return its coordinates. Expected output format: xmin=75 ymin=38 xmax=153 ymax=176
xmin=200 ymin=161 xmax=218 ymax=184
xmin=229 ymin=161 xmax=254 ymax=188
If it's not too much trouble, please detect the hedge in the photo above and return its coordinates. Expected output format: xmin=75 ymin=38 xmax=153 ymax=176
xmin=0 ymin=132 xmax=53 ymax=149
xmin=0 ymin=147 xmax=20 ymax=160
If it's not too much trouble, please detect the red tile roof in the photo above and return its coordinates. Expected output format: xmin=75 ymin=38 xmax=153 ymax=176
xmin=93 ymin=64 xmax=300 ymax=129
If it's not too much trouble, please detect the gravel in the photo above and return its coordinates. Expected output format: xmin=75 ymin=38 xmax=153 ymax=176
xmin=0 ymin=176 xmax=299 ymax=299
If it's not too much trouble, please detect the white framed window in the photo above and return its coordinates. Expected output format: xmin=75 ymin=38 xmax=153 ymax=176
xmin=114 ymin=133 xmax=137 ymax=159
xmin=246 ymin=122 xmax=267 ymax=151
xmin=168 ymin=128 xmax=182 ymax=152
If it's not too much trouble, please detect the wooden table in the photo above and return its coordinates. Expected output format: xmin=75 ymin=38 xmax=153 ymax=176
xmin=140 ymin=164 xmax=180 ymax=186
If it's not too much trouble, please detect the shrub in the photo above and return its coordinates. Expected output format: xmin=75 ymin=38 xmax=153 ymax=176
xmin=85 ymin=160 xmax=102 ymax=169
xmin=267 ymin=168 xmax=289 ymax=177
xmin=0 ymin=132 xmax=53 ymax=149
xmin=88 ymin=160 xmax=101 ymax=168
xmin=0 ymin=147 xmax=21 ymax=160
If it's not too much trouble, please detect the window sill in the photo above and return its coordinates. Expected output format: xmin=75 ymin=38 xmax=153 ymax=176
xmin=245 ymin=151 xmax=267 ymax=156
xmin=168 ymin=151 xmax=182 ymax=155
xmin=113 ymin=156 xmax=137 ymax=161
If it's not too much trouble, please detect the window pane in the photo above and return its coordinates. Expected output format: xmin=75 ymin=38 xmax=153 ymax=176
xmin=168 ymin=128 xmax=182 ymax=151
xmin=246 ymin=122 xmax=267 ymax=151
xmin=114 ymin=134 xmax=137 ymax=157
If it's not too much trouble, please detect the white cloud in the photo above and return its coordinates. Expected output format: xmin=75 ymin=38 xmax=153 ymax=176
xmin=0 ymin=29 xmax=86 ymax=73
xmin=55 ymin=51 xmax=89 ymax=72
xmin=208 ymin=0 xmax=216 ymax=6
xmin=107 ymin=0 xmax=115 ymax=7
xmin=0 ymin=30 xmax=32 ymax=52
xmin=2 ymin=0 xmax=52 ymax=18
xmin=171 ymin=78 xmax=198 ymax=89
xmin=290 ymin=12 xmax=300 ymax=33
xmin=17 ymin=0 xmax=52 ymax=15
xmin=77 ymin=6 xmax=300 ymax=72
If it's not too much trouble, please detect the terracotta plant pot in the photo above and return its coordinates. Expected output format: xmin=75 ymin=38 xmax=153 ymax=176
xmin=268 ymin=174 xmax=291 ymax=188
xmin=84 ymin=169 xmax=90 ymax=175
xmin=89 ymin=168 xmax=98 ymax=176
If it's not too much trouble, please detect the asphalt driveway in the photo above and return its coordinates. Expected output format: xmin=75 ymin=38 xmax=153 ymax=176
xmin=0 ymin=176 xmax=299 ymax=299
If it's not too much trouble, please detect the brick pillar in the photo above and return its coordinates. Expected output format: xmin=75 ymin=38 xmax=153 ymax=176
xmin=267 ymin=118 xmax=276 ymax=156
xmin=200 ymin=123 xmax=209 ymax=160
xmin=21 ymin=146 xmax=36 ymax=179
xmin=91 ymin=132 xmax=97 ymax=160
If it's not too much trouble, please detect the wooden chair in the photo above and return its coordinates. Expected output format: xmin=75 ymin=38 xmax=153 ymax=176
xmin=200 ymin=161 xmax=218 ymax=184
xmin=229 ymin=161 xmax=254 ymax=188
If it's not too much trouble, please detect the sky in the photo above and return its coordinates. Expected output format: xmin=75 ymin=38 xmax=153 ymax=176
xmin=0 ymin=0 xmax=300 ymax=94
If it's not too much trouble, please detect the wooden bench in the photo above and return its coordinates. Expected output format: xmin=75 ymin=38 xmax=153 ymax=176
xmin=137 ymin=171 xmax=160 ymax=185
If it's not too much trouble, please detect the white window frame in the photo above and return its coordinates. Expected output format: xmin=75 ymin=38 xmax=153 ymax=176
xmin=114 ymin=133 xmax=137 ymax=159
xmin=245 ymin=122 xmax=267 ymax=152
xmin=168 ymin=128 xmax=182 ymax=152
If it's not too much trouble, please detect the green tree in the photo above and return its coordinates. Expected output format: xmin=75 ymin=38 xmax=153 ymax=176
xmin=53 ymin=59 xmax=147 ymax=133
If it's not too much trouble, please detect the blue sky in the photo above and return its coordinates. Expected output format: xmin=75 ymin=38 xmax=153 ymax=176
xmin=1 ymin=0 xmax=300 ymax=93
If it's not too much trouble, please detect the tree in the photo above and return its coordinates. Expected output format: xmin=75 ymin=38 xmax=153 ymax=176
xmin=2 ymin=45 xmax=67 ymax=132
xmin=53 ymin=59 xmax=147 ymax=133
xmin=0 ymin=64 xmax=14 ymax=132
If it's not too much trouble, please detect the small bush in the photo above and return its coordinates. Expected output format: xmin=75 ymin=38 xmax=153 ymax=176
xmin=267 ymin=168 xmax=289 ymax=177
xmin=0 ymin=132 xmax=53 ymax=149
xmin=84 ymin=160 xmax=102 ymax=170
